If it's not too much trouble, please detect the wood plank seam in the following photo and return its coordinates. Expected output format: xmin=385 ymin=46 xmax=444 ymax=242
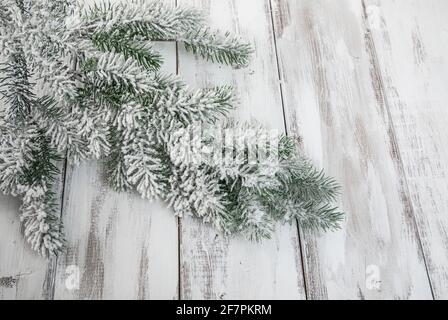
xmin=48 ymin=157 xmax=70 ymax=300
xmin=360 ymin=0 xmax=435 ymax=299
xmin=175 ymin=0 xmax=182 ymax=301
xmin=267 ymin=0 xmax=310 ymax=300
xmin=45 ymin=158 xmax=69 ymax=300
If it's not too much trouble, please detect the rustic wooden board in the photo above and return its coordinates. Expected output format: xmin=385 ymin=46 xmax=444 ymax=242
xmin=177 ymin=0 xmax=306 ymax=300
xmin=363 ymin=0 xmax=448 ymax=299
xmin=52 ymin=43 xmax=179 ymax=300
xmin=270 ymin=0 xmax=433 ymax=299
xmin=0 ymin=194 xmax=55 ymax=299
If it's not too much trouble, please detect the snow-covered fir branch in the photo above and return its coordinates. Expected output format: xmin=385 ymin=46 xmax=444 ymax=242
xmin=0 ymin=0 xmax=343 ymax=256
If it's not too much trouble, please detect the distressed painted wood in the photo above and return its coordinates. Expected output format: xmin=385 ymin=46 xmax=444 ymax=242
xmin=52 ymin=43 xmax=179 ymax=300
xmin=177 ymin=0 xmax=306 ymax=300
xmin=0 ymin=194 xmax=54 ymax=299
xmin=2 ymin=0 xmax=448 ymax=300
xmin=363 ymin=0 xmax=448 ymax=298
xmin=270 ymin=0 xmax=433 ymax=299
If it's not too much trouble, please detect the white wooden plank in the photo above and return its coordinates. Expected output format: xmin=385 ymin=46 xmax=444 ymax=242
xmin=0 ymin=194 xmax=55 ymax=299
xmin=363 ymin=0 xmax=448 ymax=299
xmin=52 ymin=43 xmax=179 ymax=300
xmin=271 ymin=0 xmax=433 ymax=299
xmin=177 ymin=0 xmax=306 ymax=299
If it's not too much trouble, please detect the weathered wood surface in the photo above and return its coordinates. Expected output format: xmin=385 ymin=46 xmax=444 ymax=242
xmin=1 ymin=0 xmax=448 ymax=299
xmin=270 ymin=0 xmax=435 ymax=299
xmin=363 ymin=0 xmax=448 ymax=299
xmin=0 ymin=194 xmax=54 ymax=299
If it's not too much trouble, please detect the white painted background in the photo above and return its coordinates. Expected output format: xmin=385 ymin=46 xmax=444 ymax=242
xmin=1 ymin=0 xmax=447 ymax=300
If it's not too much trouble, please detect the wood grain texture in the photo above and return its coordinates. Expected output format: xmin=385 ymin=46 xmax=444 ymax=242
xmin=270 ymin=0 xmax=433 ymax=299
xmin=1 ymin=0 xmax=448 ymax=300
xmin=0 ymin=194 xmax=55 ymax=299
xmin=177 ymin=0 xmax=306 ymax=300
xmin=363 ymin=0 xmax=448 ymax=298
xmin=52 ymin=43 xmax=179 ymax=300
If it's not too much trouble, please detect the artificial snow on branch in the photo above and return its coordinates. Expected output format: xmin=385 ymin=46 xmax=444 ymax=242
xmin=0 ymin=0 xmax=343 ymax=257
